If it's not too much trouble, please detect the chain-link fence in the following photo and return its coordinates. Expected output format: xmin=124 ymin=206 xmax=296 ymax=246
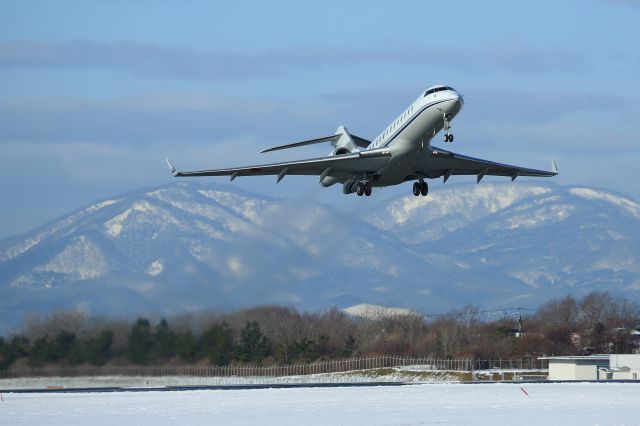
xmin=1 ymin=355 xmax=547 ymax=379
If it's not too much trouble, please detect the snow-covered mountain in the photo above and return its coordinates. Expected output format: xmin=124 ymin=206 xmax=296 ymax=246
xmin=1 ymin=181 xmax=639 ymax=332
xmin=368 ymin=183 xmax=640 ymax=295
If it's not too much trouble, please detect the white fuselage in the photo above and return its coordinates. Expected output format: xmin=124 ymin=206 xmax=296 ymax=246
xmin=366 ymin=85 xmax=463 ymax=186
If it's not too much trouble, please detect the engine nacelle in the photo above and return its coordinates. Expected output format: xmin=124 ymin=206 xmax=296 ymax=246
xmin=331 ymin=147 xmax=353 ymax=156
xmin=320 ymin=175 xmax=340 ymax=187
xmin=342 ymin=180 xmax=358 ymax=194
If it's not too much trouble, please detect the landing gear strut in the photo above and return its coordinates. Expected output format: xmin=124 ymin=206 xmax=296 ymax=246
xmin=412 ymin=181 xmax=428 ymax=197
xmin=443 ymin=113 xmax=454 ymax=143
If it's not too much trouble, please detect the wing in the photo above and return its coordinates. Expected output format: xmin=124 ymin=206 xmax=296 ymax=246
xmin=166 ymin=149 xmax=391 ymax=182
xmin=426 ymin=146 xmax=558 ymax=182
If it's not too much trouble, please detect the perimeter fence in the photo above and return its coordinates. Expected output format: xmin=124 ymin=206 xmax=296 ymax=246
xmin=0 ymin=355 xmax=548 ymax=379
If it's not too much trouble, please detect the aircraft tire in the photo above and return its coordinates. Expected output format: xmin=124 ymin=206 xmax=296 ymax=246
xmin=365 ymin=182 xmax=372 ymax=196
xmin=356 ymin=182 xmax=365 ymax=196
xmin=420 ymin=181 xmax=429 ymax=196
xmin=412 ymin=182 xmax=421 ymax=196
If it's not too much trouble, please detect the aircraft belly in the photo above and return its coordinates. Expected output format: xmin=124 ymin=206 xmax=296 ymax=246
xmin=375 ymin=139 xmax=422 ymax=186
xmin=415 ymin=155 xmax=443 ymax=178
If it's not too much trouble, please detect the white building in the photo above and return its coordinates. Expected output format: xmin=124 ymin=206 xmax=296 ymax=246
xmin=600 ymin=354 xmax=640 ymax=380
xmin=540 ymin=354 xmax=640 ymax=381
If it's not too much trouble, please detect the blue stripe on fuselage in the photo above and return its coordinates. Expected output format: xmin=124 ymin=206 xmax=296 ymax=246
xmin=370 ymin=98 xmax=452 ymax=150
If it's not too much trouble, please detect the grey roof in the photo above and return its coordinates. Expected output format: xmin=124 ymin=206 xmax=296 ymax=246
xmin=538 ymin=355 xmax=610 ymax=361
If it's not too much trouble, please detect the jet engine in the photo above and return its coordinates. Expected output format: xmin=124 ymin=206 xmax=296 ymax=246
xmin=331 ymin=146 xmax=353 ymax=156
xmin=342 ymin=179 xmax=357 ymax=194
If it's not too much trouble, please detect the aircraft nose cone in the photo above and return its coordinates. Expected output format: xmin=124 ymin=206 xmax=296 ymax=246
xmin=446 ymin=90 xmax=463 ymax=115
xmin=454 ymin=91 xmax=464 ymax=111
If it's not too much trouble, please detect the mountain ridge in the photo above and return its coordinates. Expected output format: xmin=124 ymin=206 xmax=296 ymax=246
xmin=1 ymin=181 xmax=639 ymax=333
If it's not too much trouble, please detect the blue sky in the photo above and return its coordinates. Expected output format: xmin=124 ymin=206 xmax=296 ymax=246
xmin=1 ymin=0 xmax=639 ymax=238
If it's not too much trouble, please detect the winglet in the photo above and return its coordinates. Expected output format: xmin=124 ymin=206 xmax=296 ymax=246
xmin=552 ymin=159 xmax=559 ymax=174
xmin=165 ymin=158 xmax=178 ymax=177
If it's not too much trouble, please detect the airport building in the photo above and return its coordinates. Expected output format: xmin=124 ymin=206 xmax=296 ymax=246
xmin=540 ymin=354 xmax=640 ymax=380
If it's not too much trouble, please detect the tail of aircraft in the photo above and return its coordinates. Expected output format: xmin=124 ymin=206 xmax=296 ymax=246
xmin=257 ymin=127 xmax=374 ymax=189
xmin=259 ymin=126 xmax=372 ymax=155
xmin=329 ymin=126 xmax=367 ymax=155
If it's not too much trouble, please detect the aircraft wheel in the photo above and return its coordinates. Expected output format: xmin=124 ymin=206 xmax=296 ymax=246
xmin=448 ymin=134 xmax=454 ymax=142
xmin=412 ymin=182 xmax=421 ymax=196
xmin=356 ymin=182 xmax=365 ymax=196
xmin=365 ymin=182 xmax=372 ymax=196
xmin=444 ymin=134 xmax=449 ymax=142
xmin=420 ymin=181 xmax=429 ymax=196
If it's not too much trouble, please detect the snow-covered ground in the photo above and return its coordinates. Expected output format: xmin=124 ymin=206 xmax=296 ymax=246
xmin=1 ymin=382 xmax=639 ymax=425
xmin=0 ymin=368 xmax=458 ymax=390
xmin=0 ymin=373 xmax=399 ymax=390
xmin=0 ymin=366 xmax=477 ymax=390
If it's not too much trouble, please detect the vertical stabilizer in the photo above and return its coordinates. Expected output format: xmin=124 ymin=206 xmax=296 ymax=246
xmin=331 ymin=126 xmax=360 ymax=153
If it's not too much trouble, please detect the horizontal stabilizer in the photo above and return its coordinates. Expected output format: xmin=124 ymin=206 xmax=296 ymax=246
xmin=260 ymin=135 xmax=341 ymax=153
xmin=260 ymin=131 xmax=372 ymax=154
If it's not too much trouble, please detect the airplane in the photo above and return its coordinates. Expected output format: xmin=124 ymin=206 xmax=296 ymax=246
xmin=166 ymin=85 xmax=557 ymax=197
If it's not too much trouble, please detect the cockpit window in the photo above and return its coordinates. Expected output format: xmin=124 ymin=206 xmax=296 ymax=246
xmin=424 ymin=86 xmax=450 ymax=97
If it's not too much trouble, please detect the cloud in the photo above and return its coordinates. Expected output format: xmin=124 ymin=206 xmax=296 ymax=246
xmin=2 ymin=86 xmax=637 ymax=193
xmin=460 ymin=88 xmax=629 ymax=124
xmin=0 ymin=39 xmax=587 ymax=80
xmin=0 ymin=94 xmax=340 ymax=145
xmin=5 ymin=84 xmax=629 ymax=149
xmin=0 ymin=40 xmax=280 ymax=79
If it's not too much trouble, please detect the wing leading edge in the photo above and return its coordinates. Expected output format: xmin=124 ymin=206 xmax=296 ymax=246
xmin=427 ymin=146 xmax=558 ymax=183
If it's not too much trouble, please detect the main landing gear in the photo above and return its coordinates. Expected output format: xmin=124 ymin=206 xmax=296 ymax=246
xmin=412 ymin=180 xmax=429 ymax=197
xmin=443 ymin=113 xmax=454 ymax=143
xmin=355 ymin=181 xmax=372 ymax=197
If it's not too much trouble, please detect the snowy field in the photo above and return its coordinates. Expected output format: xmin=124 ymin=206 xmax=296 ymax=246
xmin=1 ymin=382 xmax=639 ymax=425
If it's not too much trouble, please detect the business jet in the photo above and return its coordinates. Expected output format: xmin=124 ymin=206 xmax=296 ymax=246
xmin=166 ymin=85 xmax=557 ymax=197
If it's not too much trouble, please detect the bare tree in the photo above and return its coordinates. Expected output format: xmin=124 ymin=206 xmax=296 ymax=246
xmin=22 ymin=309 xmax=89 ymax=340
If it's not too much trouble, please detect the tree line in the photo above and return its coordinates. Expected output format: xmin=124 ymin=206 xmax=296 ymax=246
xmin=1 ymin=291 xmax=638 ymax=371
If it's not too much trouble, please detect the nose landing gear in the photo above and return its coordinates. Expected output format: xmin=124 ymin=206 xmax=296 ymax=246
xmin=412 ymin=180 xmax=429 ymax=197
xmin=443 ymin=113 xmax=454 ymax=143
